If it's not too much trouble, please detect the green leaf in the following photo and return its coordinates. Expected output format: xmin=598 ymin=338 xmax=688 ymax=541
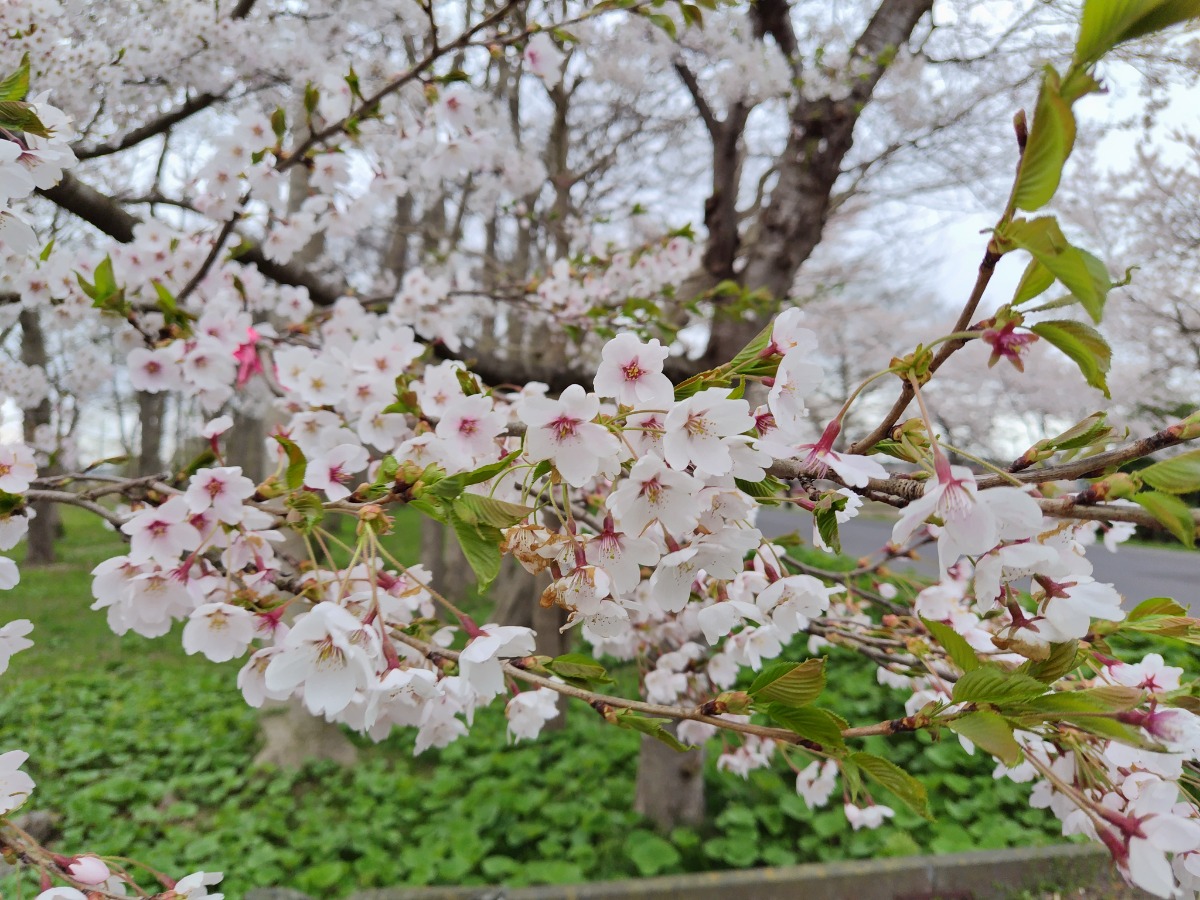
xmin=1133 ymin=491 xmax=1196 ymax=548
xmin=921 ymin=618 xmax=981 ymax=672
xmin=610 ymin=710 xmax=688 ymax=751
xmin=1015 ymin=640 xmax=1082 ymax=684
xmin=1030 ymin=319 xmax=1112 ymax=398
xmin=286 ymin=492 xmax=325 ymax=533
xmin=1016 ymin=685 xmax=1144 ymax=716
xmin=1140 ymin=449 xmax=1200 ymax=495
xmin=625 ymin=830 xmax=681 ymax=877
xmin=848 ymin=752 xmax=931 ymax=821
xmin=952 ymin=666 xmax=1047 ymax=706
xmin=814 ymin=506 xmax=841 ymax=554
xmin=1012 ymin=70 xmax=1075 ymax=212
xmin=1075 ymin=0 xmax=1200 ymax=67
xmin=1012 ymin=258 xmax=1056 ymax=305
xmin=272 ymin=436 xmax=307 ymax=491
xmin=546 ymin=653 xmax=612 ymax=684
xmin=452 ymin=493 xmax=533 ymax=529
xmin=749 ymin=658 xmax=825 ymax=708
xmin=0 ymin=54 xmax=30 ymax=103
xmin=447 ymin=508 xmax=503 ymax=591
xmin=768 ymin=705 xmax=847 ymax=754
xmin=1001 ymin=218 xmax=1108 ymax=321
xmin=1128 ymin=597 xmax=1188 ymax=620
xmin=947 ymin=711 xmax=1022 ymax=766
xmin=0 ymin=99 xmax=51 ymax=137
xmin=727 ymin=320 xmax=775 ymax=371
xmin=734 ymin=475 xmax=785 ymax=503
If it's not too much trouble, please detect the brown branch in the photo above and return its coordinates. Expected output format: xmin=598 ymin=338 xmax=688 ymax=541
xmin=848 ymin=247 xmax=1000 ymax=454
xmin=75 ymin=92 xmax=225 ymax=160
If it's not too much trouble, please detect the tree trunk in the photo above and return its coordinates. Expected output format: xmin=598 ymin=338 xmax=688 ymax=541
xmin=19 ymin=309 xmax=58 ymax=565
xmin=135 ymin=391 xmax=166 ymax=475
xmin=635 ymin=729 xmax=706 ymax=830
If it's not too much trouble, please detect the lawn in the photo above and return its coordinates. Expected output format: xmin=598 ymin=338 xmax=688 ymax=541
xmin=1 ymin=509 xmax=1072 ymax=898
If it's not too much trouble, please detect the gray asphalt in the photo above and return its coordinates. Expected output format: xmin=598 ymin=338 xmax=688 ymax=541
xmin=757 ymin=509 xmax=1199 ymax=613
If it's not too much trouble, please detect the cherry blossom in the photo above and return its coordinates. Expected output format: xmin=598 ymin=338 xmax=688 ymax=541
xmin=458 ymin=624 xmax=537 ymax=700
xmin=518 ymin=384 xmax=620 ymax=487
xmin=185 ymin=466 xmax=257 ymax=524
xmin=0 ymin=749 xmax=34 ymax=815
xmin=0 ymin=442 xmax=37 ymax=493
xmin=121 ymin=496 xmax=204 ymax=565
xmin=662 ymin=388 xmax=754 ymax=477
xmin=304 ymin=443 xmax=370 ymax=502
xmin=182 ymin=603 xmax=257 ymax=663
xmin=607 ymin=454 xmax=701 ymax=536
xmin=0 ymin=619 xmax=33 ymax=674
xmin=264 ymin=603 xmax=376 ymax=716
xmin=506 ymin=688 xmax=560 ymax=742
xmin=593 ymin=333 xmax=674 ymax=407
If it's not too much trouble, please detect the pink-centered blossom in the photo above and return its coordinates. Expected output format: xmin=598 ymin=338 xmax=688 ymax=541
xmin=663 ymin=388 xmax=754 ymax=477
xmin=121 ymin=496 xmax=203 ymax=565
xmin=304 ymin=443 xmax=369 ymax=502
xmin=524 ymin=32 xmax=565 ymax=89
xmin=593 ymin=333 xmax=673 ymax=408
xmin=518 ymin=384 xmax=619 ymax=487
xmin=185 ymin=466 xmax=256 ymax=524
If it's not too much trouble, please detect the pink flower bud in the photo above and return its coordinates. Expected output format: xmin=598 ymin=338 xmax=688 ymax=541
xmin=67 ymin=855 xmax=111 ymax=884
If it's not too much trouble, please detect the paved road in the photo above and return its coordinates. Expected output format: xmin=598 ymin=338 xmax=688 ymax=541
xmin=758 ymin=510 xmax=1199 ymax=613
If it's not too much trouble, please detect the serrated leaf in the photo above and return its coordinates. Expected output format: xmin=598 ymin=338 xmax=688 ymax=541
xmin=1140 ymin=450 xmax=1200 ymax=495
xmin=921 ymin=618 xmax=981 ymax=672
xmin=1128 ymin=597 xmax=1188 ymax=620
xmin=1012 ymin=258 xmax=1056 ymax=305
xmin=546 ymin=652 xmax=611 ymax=683
xmin=1001 ymin=218 xmax=1108 ymax=322
xmin=0 ymin=100 xmax=51 ymax=137
xmin=768 ymin=704 xmax=847 ymax=754
xmin=286 ymin=492 xmax=325 ymax=532
xmin=848 ymin=751 xmax=931 ymax=821
xmin=1030 ymin=319 xmax=1111 ymax=398
xmin=734 ymin=475 xmax=785 ymax=502
xmin=952 ymin=665 xmax=1047 ymax=705
xmin=447 ymin=508 xmax=503 ymax=591
xmin=452 ymin=493 xmax=533 ymax=529
xmin=1017 ymin=685 xmax=1144 ymax=716
xmin=272 ymin=436 xmax=307 ymax=491
xmin=1015 ymin=640 xmax=1082 ymax=684
xmin=749 ymin=658 xmax=825 ymax=707
xmin=948 ymin=711 xmax=1022 ymax=765
xmin=1133 ymin=491 xmax=1197 ymax=548
xmin=1012 ymin=70 xmax=1075 ymax=212
xmin=0 ymin=54 xmax=30 ymax=103
xmin=1076 ymin=0 xmax=1200 ymax=67
xmin=611 ymin=710 xmax=688 ymax=751
xmin=814 ymin=506 xmax=840 ymax=554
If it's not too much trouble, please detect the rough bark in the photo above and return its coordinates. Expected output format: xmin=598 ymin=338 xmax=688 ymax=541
xmin=18 ymin=309 xmax=59 ymax=565
xmin=135 ymin=391 xmax=166 ymax=475
xmin=699 ymin=0 xmax=936 ymax=368
xmin=634 ymin=729 xmax=706 ymax=830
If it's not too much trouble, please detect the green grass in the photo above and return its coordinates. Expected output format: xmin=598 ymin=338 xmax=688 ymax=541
xmin=1 ymin=510 xmax=1070 ymax=898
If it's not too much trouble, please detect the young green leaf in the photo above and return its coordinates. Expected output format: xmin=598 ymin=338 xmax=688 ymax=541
xmin=0 ymin=54 xmax=31 ymax=103
xmin=272 ymin=436 xmax=308 ymax=491
xmin=1030 ymin=319 xmax=1112 ymax=398
xmin=1132 ymin=491 xmax=1197 ymax=548
xmin=921 ymin=618 xmax=981 ymax=672
xmin=1012 ymin=70 xmax=1075 ymax=212
xmin=1139 ymin=449 xmax=1200 ymax=495
xmin=749 ymin=658 xmax=825 ymax=707
xmin=768 ymin=705 xmax=847 ymax=754
xmin=952 ymin=666 xmax=1047 ymax=706
xmin=1001 ymin=218 xmax=1109 ymax=321
xmin=947 ymin=711 xmax=1022 ymax=766
xmin=848 ymin=752 xmax=932 ymax=821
